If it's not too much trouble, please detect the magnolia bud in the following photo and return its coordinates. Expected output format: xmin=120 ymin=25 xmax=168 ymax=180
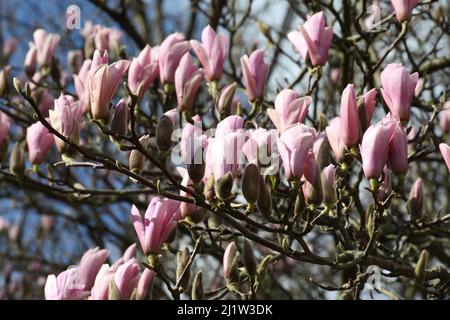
xmin=243 ymin=239 xmax=257 ymax=283
xmin=223 ymin=242 xmax=239 ymax=284
xmin=0 ymin=67 xmax=11 ymax=97
xmin=176 ymin=247 xmax=191 ymax=292
xmin=214 ymin=172 xmax=233 ymax=201
xmin=191 ymin=271 xmax=204 ymax=300
xmin=357 ymin=97 xmax=369 ymax=132
xmin=10 ymin=142 xmax=25 ymax=176
xmin=156 ymin=115 xmax=174 ymax=152
xmin=414 ymin=250 xmax=429 ymax=283
xmin=407 ymin=177 xmax=423 ymax=222
xmin=321 ymin=164 xmax=336 ymax=206
xmin=257 ymin=175 xmax=272 ymax=219
xmin=242 ymin=164 xmax=261 ymax=204
xmin=13 ymin=77 xmax=23 ymax=95
xmin=203 ymin=175 xmax=216 ymax=201
xmin=84 ymin=36 xmax=95 ymax=59
xmin=187 ymin=148 xmax=205 ymax=184
xmin=108 ymin=279 xmax=121 ymax=300
xmin=294 ymin=191 xmax=306 ymax=218
xmin=129 ymin=135 xmax=150 ymax=174
xmin=217 ymin=82 xmax=237 ymax=116
xmin=110 ymin=99 xmax=128 ymax=136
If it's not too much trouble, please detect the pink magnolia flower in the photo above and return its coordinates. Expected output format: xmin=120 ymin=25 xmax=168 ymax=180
xmin=380 ymin=63 xmax=418 ymax=123
xmin=190 ymin=25 xmax=228 ymax=81
xmin=78 ymin=247 xmax=109 ymax=291
xmin=302 ymin=151 xmax=323 ymax=204
xmin=361 ymin=120 xmax=396 ymax=179
xmin=49 ymin=94 xmax=83 ymax=153
xmin=136 ymin=268 xmax=154 ymax=300
xmin=391 ymin=0 xmax=420 ymax=22
xmin=0 ymin=111 xmax=12 ymax=146
xmin=175 ymin=53 xmax=203 ymax=111
xmin=325 ymin=117 xmax=346 ymax=163
xmin=217 ymin=82 xmax=238 ymax=116
xmin=44 ymin=268 xmax=90 ymax=300
xmin=267 ymin=89 xmax=311 ymax=132
xmin=210 ymin=131 xmax=246 ymax=180
xmin=113 ymin=259 xmax=140 ymax=300
xmin=439 ymin=143 xmax=450 ymax=172
xmin=321 ymin=164 xmax=336 ymax=205
xmin=33 ymin=29 xmax=60 ymax=68
xmin=89 ymin=58 xmax=130 ymax=120
xmin=130 ymin=197 xmax=180 ymax=254
xmin=240 ymin=50 xmax=268 ymax=102
xmin=340 ymin=84 xmax=360 ymax=147
xmin=158 ymin=33 xmax=190 ymax=85
xmin=128 ymin=45 xmax=159 ymax=97
xmin=288 ymin=12 xmax=333 ymax=67
xmin=242 ymin=128 xmax=277 ymax=166
xmin=26 ymin=121 xmax=54 ymax=164
xmin=3 ymin=38 xmax=17 ymax=58
xmin=74 ymin=60 xmax=92 ymax=112
xmin=215 ymin=115 xmax=244 ymax=137
xmin=277 ymin=124 xmax=316 ymax=180
xmin=388 ymin=121 xmax=408 ymax=176
xmin=361 ymin=88 xmax=377 ymax=130
xmin=90 ymin=264 xmax=114 ymax=300
xmin=24 ymin=45 xmax=37 ymax=76
xmin=180 ymin=115 xmax=206 ymax=164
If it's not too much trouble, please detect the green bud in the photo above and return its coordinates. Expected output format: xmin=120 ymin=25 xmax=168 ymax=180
xmin=242 ymin=164 xmax=261 ymax=204
xmin=414 ymin=250 xmax=429 ymax=283
xmin=156 ymin=115 xmax=174 ymax=152
xmin=257 ymin=175 xmax=272 ymax=219
xmin=176 ymin=247 xmax=191 ymax=292
xmin=13 ymin=77 xmax=23 ymax=95
xmin=10 ymin=141 xmax=25 ymax=176
xmin=203 ymin=175 xmax=216 ymax=201
xmin=243 ymin=239 xmax=257 ymax=283
xmin=129 ymin=135 xmax=150 ymax=174
xmin=191 ymin=271 xmax=204 ymax=300
xmin=214 ymin=172 xmax=233 ymax=201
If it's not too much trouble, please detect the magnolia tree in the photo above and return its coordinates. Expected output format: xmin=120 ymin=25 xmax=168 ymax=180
xmin=0 ymin=0 xmax=449 ymax=300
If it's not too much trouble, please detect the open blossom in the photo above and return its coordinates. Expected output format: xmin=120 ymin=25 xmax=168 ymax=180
xmin=190 ymin=25 xmax=228 ymax=81
xmin=267 ymin=89 xmax=311 ymax=132
xmin=26 ymin=121 xmax=54 ymax=164
xmin=277 ymin=124 xmax=316 ymax=180
xmin=391 ymin=0 xmax=420 ymax=22
xmin=209 ymin=131 xmax=246 ymax=180
xmin=128 ymin=44 xmax=159 ymax=97
xmin=175 ymin=53 xmax=203 ymax=111
xmin=439 ymin=143 xmax=450 ymax=172
xmin=49 ymin=94 xmax=83 ymax=153
xmin=89 ymin=58 xmax=130 ymax=120
xmin=380 ymin=63 xmax=418 ymax=123
xmin=240 ymin=50 xmax=268 ymax=102
xmin=44 ymin=268 xmax=90 ymax=300
xmin=0 ymin=111 xmax=12 ymax=146
xmin=158 ymin=33 xmax=190 ymax=85
xmin=340 ymin=84 xmax=360 ymax=147
xmin=33 ymin=29 xmax=60 ymax=68
xmin=288 ymin=11 xmax=333 ymax=67
xmin=325 ymin=117 xmax=346 ymax=163
xmin=361 ymin=119 xmax=396 ymax=179
xmin=130 ymin=197 xmax=181 ymax=254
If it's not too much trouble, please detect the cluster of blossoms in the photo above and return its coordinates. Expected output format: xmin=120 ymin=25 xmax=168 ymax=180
xmin=0 ymin=0 xmax=448 ymax=300
xmin=44 ymin=245 xmax=155 ymax=300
